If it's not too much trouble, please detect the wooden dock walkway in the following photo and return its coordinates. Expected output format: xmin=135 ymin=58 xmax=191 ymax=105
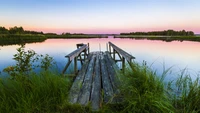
xmin=62 ymin=42 xmax=135 ymax=110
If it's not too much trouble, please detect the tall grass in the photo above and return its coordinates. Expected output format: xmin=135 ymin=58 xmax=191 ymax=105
xmin=0 ymin=72 xmax=66 ymax=112
xmin=0 ymin=71 xmax=93 ymax=113
xmin=0 ymin=45 xmax=92 ymax=112
xmin=101 ymin=62 xmax=200 ymax=113
xmin=115 ymin=62 xmax=174 ymax=112
xmin=167 ymin=69 xmax=200 ymax=113
xmin=1 ymin=45 xmax=200 ymax=112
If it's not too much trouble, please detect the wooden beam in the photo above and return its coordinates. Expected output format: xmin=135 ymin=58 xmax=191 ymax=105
xmin=100 ymin=54 xmax=114 ymax=103
xmin=116 ymin=51 xmax=122 ymax=60
xmin=65 ymin=44 xmax=88 ymax=61
xmin=104 ymin=53 xmax=122 ymax=103
xmin=115 ymin=60 xmax=122 ymax=62
xmin=76 ymin=43 xmax=84 ymax=48
xmin=68 ymin=55 xmax=92 ymax=104
xmin=77 ymin=55 xmax=96 ymax=105
xmin=109 ymin=44 xmax=111 ymax=55
xmin=105 ymin=51 xmax=122 ymax=80
xmin=87 ymin=43 xmax=90 ymax=55
xmin=108 ymin=42 xmax=135 ymax=62
xmin=122 ymin=57 xmax=125 ymax=73
xmin=74 ymin=57 xmax=77 ymax=74
xmin=91 ymin=53 xmax=101 ymax=110
xmin=78 ymin=53 xmax=83 ymax=65
xmin=113 ymin=49 xmax=115 ymax=60
xmin=62 ymin=59 xmax=72 ymax=74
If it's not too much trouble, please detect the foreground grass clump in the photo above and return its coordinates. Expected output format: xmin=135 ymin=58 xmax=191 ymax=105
xmin=168 ymin=70 xmax=200 ymax=113
xmin=0 ymin=72 xmax=68 ymax=112
xmin=101 ymin=62 xmax=174 ymax=113
xmin=0 ymin=45 xmax=92 ymax=113
xmin=120 ymin=62 xmax=174 ymax=112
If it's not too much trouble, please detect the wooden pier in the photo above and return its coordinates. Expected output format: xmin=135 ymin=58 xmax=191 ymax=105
xmin=62 ymin=42 xmax=135 ymax=110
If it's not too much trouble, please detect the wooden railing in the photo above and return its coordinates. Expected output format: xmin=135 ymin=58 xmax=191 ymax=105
xmin=108 ymin=42 xmax=135 ymax=72
xmin=62 ymin=43 xmax=89 ymax=74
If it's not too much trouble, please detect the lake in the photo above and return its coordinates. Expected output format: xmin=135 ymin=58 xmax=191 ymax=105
xmin=0 ymin=38 xmax=200 ymax=80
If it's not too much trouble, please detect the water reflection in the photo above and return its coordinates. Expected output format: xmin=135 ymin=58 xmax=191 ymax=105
xmin=0 ymin=38 xmax=200 ymax=80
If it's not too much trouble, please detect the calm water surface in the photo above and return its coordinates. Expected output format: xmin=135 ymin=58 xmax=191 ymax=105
xmin=0 ymin=38 xmax=200 ymax=80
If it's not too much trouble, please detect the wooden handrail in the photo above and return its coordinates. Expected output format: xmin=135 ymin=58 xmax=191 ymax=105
xmin=62 ymin=43 xmax=89 ymax=75
xmin=108 ymin=42 xmax=135 ymax=62
xmin=108 ymin=42 xmax=135 ymax=73
xmin=65 ymin=44 xmax=89 ymax=61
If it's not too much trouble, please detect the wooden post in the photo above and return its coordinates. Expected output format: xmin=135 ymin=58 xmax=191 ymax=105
xmin=74 ymin=56 xmax=77 ymax=74
xmin=106 ymin=43 xmax=108 ymax=51
xmin=122 ymin=57 xmax=125 ymax=74
xmin=62 ymin=59 xmax=72 ymax=75
xmin=84 ymin=49 xmax=86 ymax=61
xmin=88 ymin=43 xmax=90 ymax=55
xmin=79 ymin=53 xmax=83 ymax=65
xmin=109 ymin=44 xmax=111 ymax=55
xmin=113 ymin=49 xmax=115 ymax=61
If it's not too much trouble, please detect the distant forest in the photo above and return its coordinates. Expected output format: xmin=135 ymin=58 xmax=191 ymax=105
xmin=120 ymin=30 xmax=194 ymax=36
xmin=0 ymin=26 xmax=43 ymax=35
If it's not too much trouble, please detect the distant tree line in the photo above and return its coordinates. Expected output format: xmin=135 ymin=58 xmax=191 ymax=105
xmin=0 ymin=26 xmax=43 ymax=35
xmin=120 ymin=30 xmax=194 ymax=36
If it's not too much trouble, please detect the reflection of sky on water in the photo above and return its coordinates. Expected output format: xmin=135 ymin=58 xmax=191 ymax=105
xmin=0 ymin=38 xmax=200 ymax=80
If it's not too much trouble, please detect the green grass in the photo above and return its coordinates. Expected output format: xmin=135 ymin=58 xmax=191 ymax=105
xmin=168 ymin=69 xmax=200 ymax=113
xmin=100 ymin=62 xmax=174 ymax=113
xmin=100 ymin=62 xmax=200 ymax=113
xmin=0 ymin=71 xmax=90 ymax=113
xmin=1 ymin=57 xmax=200 ymax=112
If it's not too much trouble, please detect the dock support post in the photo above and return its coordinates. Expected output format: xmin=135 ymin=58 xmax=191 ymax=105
xmin=109 ymin=44 xmax=111 ymax=55
xmin=88 ymin=43 xmax=90 ymax=55
xmin=62 ymin=59 xmax=72 ymax=75
xmin=106 ymin=43 xmax=108 ymax=51
xmin=122 ymin=57 xmax=125 ymax=73
xmin=84 ymin=49 xmax=86 ymax=61
xmin=113 ymin=49 xmax=115 ymax=61
xmin=74 ymin=57 xmax=77 ymax=74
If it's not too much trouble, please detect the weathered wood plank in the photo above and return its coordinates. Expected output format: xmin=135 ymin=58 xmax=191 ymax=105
xmin=108 ymin=42 xmax=135 ymax=62
xmin=77 ymin=55 xmax=96 ymax=105
xmin=91 ymin=52 xmax=101 ymax=110
xmin=68 ymin=54 xmax=92 ymax=104
xmin=105 ymin=52 xmax=123 ymax=103
xmin=100 ymin=54 xmax=114 ymax=103
xmin=104 ymin=53 xmax=118 ymax=91
xmin=105 ymin=51 xmax=122 ymax=81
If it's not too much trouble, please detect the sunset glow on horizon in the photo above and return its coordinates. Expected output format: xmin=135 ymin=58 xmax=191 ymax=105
xmin=1 ymin=0 xmax=200 ymax=34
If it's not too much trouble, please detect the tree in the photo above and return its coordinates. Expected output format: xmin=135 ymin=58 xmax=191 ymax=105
xmin=9 ymin=26 xmax=24 ymax=34
xmin=0 ymin=26 xmax=9 ymax=34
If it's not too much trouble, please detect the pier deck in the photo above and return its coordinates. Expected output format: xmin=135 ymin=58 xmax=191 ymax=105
xmin=62 ymin=42 xmax=135 ymax=110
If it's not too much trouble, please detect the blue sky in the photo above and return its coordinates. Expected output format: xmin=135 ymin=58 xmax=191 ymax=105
xmin=1 ymin=0 xmax=200 ymax=34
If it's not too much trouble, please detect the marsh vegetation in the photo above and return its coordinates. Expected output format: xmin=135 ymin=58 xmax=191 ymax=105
xmin=0 ymin=46 xmax=199 ymax=112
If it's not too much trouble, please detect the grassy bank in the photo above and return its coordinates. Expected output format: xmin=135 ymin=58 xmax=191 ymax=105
xmin=0 ymin=72 xmax=71 ymax=112
xmin=0 ymin=34 xmax=47 ymax=46
xmin=115 ymin=35 xmax=200 ymax=42
xmin=0 ymin=46 xmax=200 ymax=112
xmin=1 ymin=63 xmax=200 ymax=112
